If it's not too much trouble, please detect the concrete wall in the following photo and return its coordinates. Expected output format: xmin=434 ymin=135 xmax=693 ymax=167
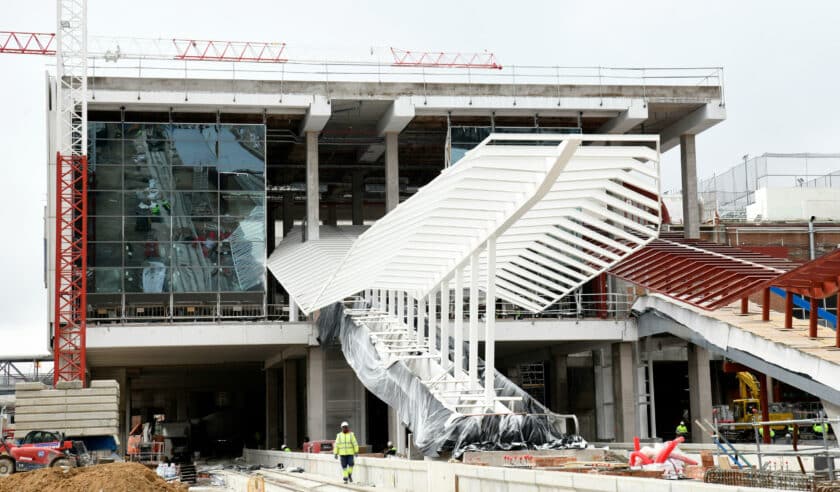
xmin=243 ymin=448 xmax=776 ymax=492
xmin=747 ymin=187 xmax=840 ymax=221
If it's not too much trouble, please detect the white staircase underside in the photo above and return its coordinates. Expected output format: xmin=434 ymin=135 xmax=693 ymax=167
xmin=271 ymin=134 xmax=661 ymax=315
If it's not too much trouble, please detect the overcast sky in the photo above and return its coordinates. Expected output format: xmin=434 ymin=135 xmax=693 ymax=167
xmin=0 ymin=1 xmax=838 ymax=355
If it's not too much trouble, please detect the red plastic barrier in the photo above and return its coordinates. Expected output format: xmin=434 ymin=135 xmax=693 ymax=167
xmin=629 ymin=451 xmax=653 ymax=466
xmin=633 ymin=436 xmax=641 ymax=451
xmin=654 ymin=436 xmax=684 ymax=463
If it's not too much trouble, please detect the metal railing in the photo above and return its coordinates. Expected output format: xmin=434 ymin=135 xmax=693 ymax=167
xmin=441 ymin=292 xmax=636 ymax=321
xmin=87 ymin=303 xmax=307 ymax=324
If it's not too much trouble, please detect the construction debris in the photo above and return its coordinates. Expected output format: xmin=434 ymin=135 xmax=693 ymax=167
xmin=0 ymin=462 xmax=187 ymax=492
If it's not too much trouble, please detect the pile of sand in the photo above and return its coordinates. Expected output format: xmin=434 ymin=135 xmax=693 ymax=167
xmin=0 ymin=462 xmax=189 ymax=492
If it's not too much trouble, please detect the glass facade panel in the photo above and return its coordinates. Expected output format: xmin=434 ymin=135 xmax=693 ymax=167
xmin=86 ymin=121 xmax=266 ymax=309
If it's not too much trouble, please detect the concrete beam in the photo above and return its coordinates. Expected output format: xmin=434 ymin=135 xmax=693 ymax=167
xmin=463 ymin=319 xmax=637 ymax=343
xmin=635 ymin=295 xmax=840 ymax=406
xmin=597 ymin=99 xmax=648 ymax=134
xmin=661 ymin=101 xmax=726 ymax=152
xmin=300 ymin=95 xmax=331 ymax=135
xmin=376 ymin=98 xmax=415 ymax=136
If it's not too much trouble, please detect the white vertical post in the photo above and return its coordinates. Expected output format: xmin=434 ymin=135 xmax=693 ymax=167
xmin=428 ymin=290 xmax=437 ymax=355
xmin=388 ymin=290 xmax=397 ymax=316
xmin=484 ymin=237 xmax=496 ymax=408
xmin=407 ymin=295 xmax=415 ymax=337
xmin=440 ymin=279 xmax=450 ymax=368
xmin=454 ymin=268 xmax=464 ymax=376
xmin=289 ymin=299 xmax=299 ymax=322
xmin=378 ymin=289 xmax=386 ymax=311
xmin=417 ymin=296 xmax=426 ymax=346
xmin=469 ymin=253 xmax=479 ymax=388
xmin=305 ymin=131 xmax=320 ymax=241
xmin=397 ymin=291 xmax=405 ymax=324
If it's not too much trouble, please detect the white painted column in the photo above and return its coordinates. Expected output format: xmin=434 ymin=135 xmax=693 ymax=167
xmin=454 ymin=268 xmax=464 ymax=376
xmin=397 ymin=290 xmax=405 ymax=324
xmin=305 ymin=131 xmax=320 ymax=241
xmin=289 ymin=300 xmax=299 ymax=322
xmin=378 ymin=289 xmax=386 ymax=311
xmin=417 ymin=296 xmax=426 ymax=346
xmin=484 ymin=238 xmax=496 ymax=408
xmin=440 ymin=279 xmax=450 ymax=368
xmin=388 ymin=290 xmax=397 ymax=316
xmin=385 ymin=132 xmax=399 ymax=212
xmin=407 ymin=295 xmax=415 ymax=337
xmin=428 ymin=291 xmax=437 ymax=355
xmin=469 ymin=254 xmax=479 ymax=388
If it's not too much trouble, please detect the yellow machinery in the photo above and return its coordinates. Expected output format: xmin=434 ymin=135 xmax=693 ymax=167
xmin=728 ymin=372 xmax=792 ymax=436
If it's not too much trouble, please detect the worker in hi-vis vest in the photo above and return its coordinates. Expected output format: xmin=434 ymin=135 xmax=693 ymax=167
xmin=675 ymin=421 xmax=688 ymax=439
xmin=334 ymin=421 xmax=359 ymax=483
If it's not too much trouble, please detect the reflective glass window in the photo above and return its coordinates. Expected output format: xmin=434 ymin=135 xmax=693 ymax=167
xmin=90 ymin=267 xmax=122 ymax=293
xmin=90 ymin=165 xmax=123 ymax=190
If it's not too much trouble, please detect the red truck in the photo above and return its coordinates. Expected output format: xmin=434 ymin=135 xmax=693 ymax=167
xmin=0 ymin=430 xmax=91 ymax=476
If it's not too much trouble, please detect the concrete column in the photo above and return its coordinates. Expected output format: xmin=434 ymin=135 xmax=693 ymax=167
xmin=550 ymin=353 xmax=569 ymax=414
xmin=306 ymin=131 xmax=320 ymax=241
xmin=385 ymin=132 xmax=399 ymax=212
xmin=307 ymin=348 xmax=326 ymax=440
xmin=266 ymin=368 xmax=280 ymax=449
xmin=388 ymin=407 xmax=407 ymax=454
xmin=352 ymin=171 xmax=364 ymax=226
xmin=428 ymin=291 xmax=437 ymax=355
xmin=687 ymin=344 xmax=713 ymax=443
xmin=283 ymin=360 xmax=299 ymax=449
xmin=116 ymin=369 xmax=129 ymax=453
xmin=440 ymin=279 xmax=450 ymax=368
xmin=612 ymin=342 xmax=638 ymax=442
xmin=680 ymin=134 xmax=700 ymax=239
xmin=417 ymin=296 xmax=426 ymax=346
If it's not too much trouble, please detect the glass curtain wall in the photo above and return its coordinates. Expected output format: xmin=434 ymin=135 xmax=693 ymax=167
xmin=86 ymin=121 xmax=266 ymax=320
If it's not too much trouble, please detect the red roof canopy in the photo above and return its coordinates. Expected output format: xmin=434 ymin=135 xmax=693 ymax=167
xmin=610 ymin=237 xmax=798 ymax=310
xmin=764 ymin=249 xmax=840 ymax=299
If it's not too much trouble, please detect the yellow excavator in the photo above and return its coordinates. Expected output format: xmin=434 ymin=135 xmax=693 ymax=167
xmin=724 ymin=372 xmax=793 ymax=440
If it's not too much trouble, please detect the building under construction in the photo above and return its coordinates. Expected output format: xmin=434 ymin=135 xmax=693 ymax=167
xmin=2 ymin=1 xmax=840 ymax=490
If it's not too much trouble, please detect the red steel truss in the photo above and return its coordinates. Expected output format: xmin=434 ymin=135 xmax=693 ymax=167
xmin=390 ymin=47 xmax=502 ymax=69
xmin=0 ymin=31 xmax=56 ymax=55
xmin=769 ymin=249 xmax=840 ymax=299
xmin=610 ymin=237 xmax=797 ymax=310
xmin=172 ymin=38 xmax=287 ymax=63
xmin=54 ymin=153 xmax=87 ymax=384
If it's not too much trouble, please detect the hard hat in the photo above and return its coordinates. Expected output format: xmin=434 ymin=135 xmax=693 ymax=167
xmin=680 ymin=421 xmax=685 ymax=425
xmin=341 ymin=421 xmax=349 ymax=428
xmin=387 ymin=441 xmax=392 ymax=447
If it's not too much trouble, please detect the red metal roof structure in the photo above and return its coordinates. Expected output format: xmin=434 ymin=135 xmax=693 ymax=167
xmin=768 ymin=249 xmax=840 ymax=299
xmin=390 ymin=47 xmax=502 ymax=69
xmin=609 ymin=237 xmax=797 ymax=310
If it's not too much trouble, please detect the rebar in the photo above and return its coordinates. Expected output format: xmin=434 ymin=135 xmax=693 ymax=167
xmin=704 ymin=469 xmax=814 ymax=490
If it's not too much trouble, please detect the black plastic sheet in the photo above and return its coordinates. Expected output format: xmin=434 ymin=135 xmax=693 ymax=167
xmin=317 ymin=302 xmax=586 ymax=458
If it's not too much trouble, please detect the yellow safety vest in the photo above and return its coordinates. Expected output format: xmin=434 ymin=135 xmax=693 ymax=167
xmin=334 ymin=431 xmax=359 ymax=456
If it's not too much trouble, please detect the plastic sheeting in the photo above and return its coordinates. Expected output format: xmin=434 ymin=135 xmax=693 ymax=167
xmin=317 ymin=302 xmax=587 ymax=458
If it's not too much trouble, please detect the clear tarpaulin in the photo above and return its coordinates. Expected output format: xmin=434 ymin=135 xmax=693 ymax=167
xmin=317 ymin=302 xmax=587 ymax=458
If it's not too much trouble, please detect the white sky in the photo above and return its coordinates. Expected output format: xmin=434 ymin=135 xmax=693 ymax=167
xmin=0 ymin=1 xmax=838 ymax=355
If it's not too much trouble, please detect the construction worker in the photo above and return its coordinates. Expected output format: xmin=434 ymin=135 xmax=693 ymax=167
xmin=813 ymin=422 xmax=829 ymax=435
xmin=334 ymin=421 xmax=359 ymax=483
xmin=758 ymin=426 xmax=776 ymax=442
xmin=675 ymin=421 xmax=688 ymax=439
xmin=384 ymin=441 xmax=397 ymax=457
xmin=282 ymin=443 xmax=291 ymax=452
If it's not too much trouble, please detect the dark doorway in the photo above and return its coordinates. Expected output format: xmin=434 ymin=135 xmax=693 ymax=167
xmin=365 ymin=390 xmax=389 ymax=453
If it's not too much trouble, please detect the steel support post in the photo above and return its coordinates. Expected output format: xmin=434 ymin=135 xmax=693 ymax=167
xmin=469 ymin=254 xmax=479 ymax=388
xmin=389 ymin=290 xmax=397 ymax=316
xmin=761 ymin=288 xmax=770 ymax=322
xmin=740 ymin=297 xmax=749 ymax=315
xmin=440 ymin=278 xmax=450 ymax=368
xmin=785 ymin=291 xmax=793 ymax=328
xmin=417 ymin=296 xmax=426 ymax=346
xmin=809 ymin=296 xmax=819 ymax=338
xmin=428 ymin=290 xmax=437 ymax=355
xmin=484 ymin=237 xmax=496 ymax=408
xmin=407 ymin=294 xmax=415 ymax=337
xmin=454 ymin=267 xmax=464 ymax=376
